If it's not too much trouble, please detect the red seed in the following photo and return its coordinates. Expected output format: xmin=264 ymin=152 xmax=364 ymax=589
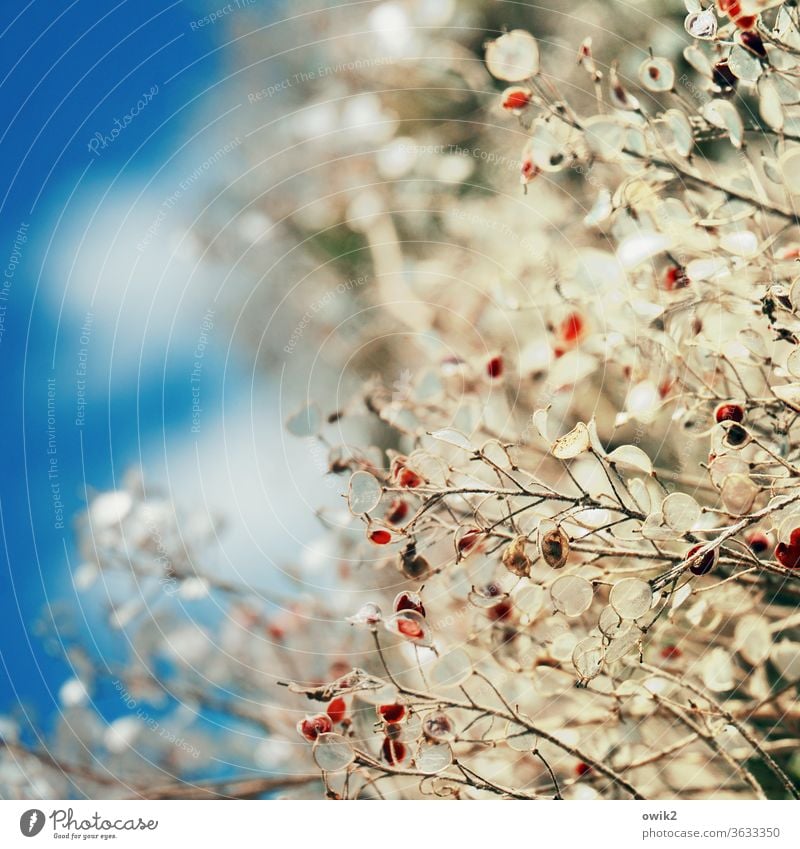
xmin=378 ymin=703 xmax=407 ymax=723
xmin=397 ymin=617 xmax=425 ymax=639
xmin=488 ymin=600 xmax=514 ymax=621
xmin=385 ymin=498 xmax=409 ymax=525
xmin=712 ymin=61 xmax=737 ymax=91
xmin=458 ymin=528 xmax=483 ymax=553
xmin=775 ymin=529 xmax=800 ymax=569
xmin=664 ymin=266 xmax=689 ymax=291
xmin=660 ymin=645 xmax=682 ymax=660
xmin=266 ymin=624 xmax=285 ymax=641
xmin=714 ymin=402 xmax=745 ymax=424
xmin=369 ymin=529 xmax=392 ymax=545
xmin=381 ymin=737 xmax=407 ymax=765
xmin=686 ymin=544 xmax=717 ymax=576
xmin=740 ymin=30 xmax=766 ymax=57
xmin=398 ymin=467 xmax=423 ymax=488
xmin=327 ymin=697 xmax=347 ymax=724
xmin=502 ymin=87 xmax=531 ymax=111
xmin=394 ymin=591 xmax=425 ymax=617
xmin=521 ymin=158 xmax=540 ymax=183
xmin=560 ymin=312 xmax=585 ymax=344
xmin=297 ymin=714 xmax=332 ymax=742
xmin=658 ymin=379 xmax=674 ymax=399
xmin=745 ymin=531 xmax=770 ymax=555
xmin=487 ymin=355 xmax=504 ymax=379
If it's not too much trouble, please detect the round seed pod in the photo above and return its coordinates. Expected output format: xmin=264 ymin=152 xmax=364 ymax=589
xmin=540 ymin=526 xmax=569 ymax=569
xmin=502 ymin=536 xmax=531 ymax=577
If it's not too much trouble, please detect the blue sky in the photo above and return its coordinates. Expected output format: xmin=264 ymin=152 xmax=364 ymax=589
xmin=0 ymin=1 xmax=229 ymax=733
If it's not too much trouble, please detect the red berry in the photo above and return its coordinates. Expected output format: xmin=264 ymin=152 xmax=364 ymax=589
xmin=775 ymin=529 xmax=800 ymax=569
xmin=575 ymin=762 xmax=592 ymax=777
xmin=297 ymin=714 xmax=332 ymax=742
xmin=381 ymin=737 xmax=407 ymax=765
xmin=486 ymin=355 xmax=504 ymax=379
xmin=327 ymin=697 xmax=347 ymax=724
xmin=394 ymin=591 xmax=425 ymax=617
xmin=686 ymin=544 xmax=717 ymax=576
xmin=369 ymin=529 xmax=392 ymax=545
xmin=502 ymin=86 xmax=531 ymax=111
xmin=715 ymin=402 xmax=745 ymax=424
xmin=385 ymin=498 xmax=409 ymax=525
xmin=660 ymin=645 xmax=682 ymax=660
xmin=378 ymin=703 xmax=407 ymax=723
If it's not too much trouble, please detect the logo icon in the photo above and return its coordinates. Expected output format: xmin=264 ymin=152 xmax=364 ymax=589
xmin=19 ymin=810 xmax=45 ymax=837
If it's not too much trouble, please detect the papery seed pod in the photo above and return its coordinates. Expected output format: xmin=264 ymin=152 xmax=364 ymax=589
xmin=384 ymin=498 xmax=409 ymax=525
xmin=502 ymin=536 xmax=531 ymax=577
xmin=423 ymin=713 xmax=454 ymax=742
xmin=378 ymin=703 xmax=407 ymax=723
xmin=775 ymin=528 xmax=800 ymax=568
xmin=577 ymin=37 xmax=601 ymax=81
xmin=399 ymin=542 xmax=431 ymax=579
xmin=686 ymin=544 xmax=718 ymax=576
xmin=297 ymin=714 xmax=333 ymax=742
xmin=393 ymin=590 xmax=425 ymax=617
xmin=540 ymin=526 xmax=569 ymax=569
xmin=381 ymin=736 xmax=407 ymax=766
xmin=722 ymin=422 xmax=750 ymax=448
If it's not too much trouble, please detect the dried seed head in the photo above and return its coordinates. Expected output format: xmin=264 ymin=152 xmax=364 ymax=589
xmin=715 ymin=401 xmax=745 ymax=424
xmin=398 ymin=541 xmax=431 ymax=579
xmin=393 ymin=590 xmax=425 ymax=617
xmin=540 ymin=526 xmax=569 ymax=569
xmin=723 ymin=422 xmax=749 ymax=448
xmin=502 ymin=536 xmax=531 ymax=577
xmin=686 ymin=543 xmax=718 ymax=576
xmin=775 ymin=528 xmax=800 ymax=569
